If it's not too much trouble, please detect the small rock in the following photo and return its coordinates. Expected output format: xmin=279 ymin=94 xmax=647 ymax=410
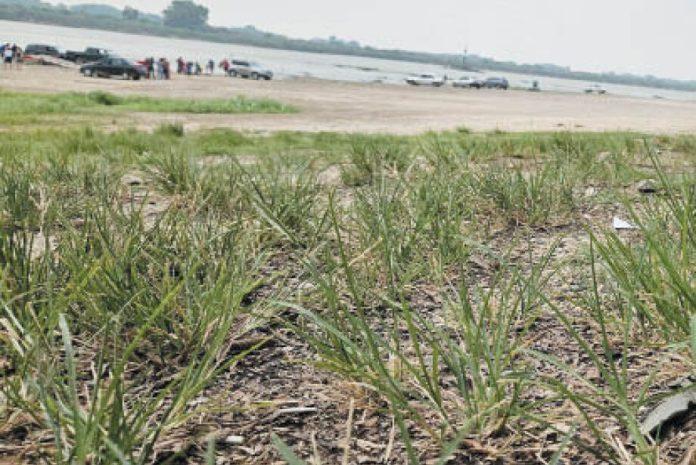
xmin=636 ymin=179 xmax=658 ymax=194
xmin=568 ymin=283 xmax=587 ymax=293
xmin=122 ymin=174 xmax=144 ymax=186
xmin=584 ymin=186 xmax=598 ymax=197
xmin=298 ymin=282 xmax=316 ymax=292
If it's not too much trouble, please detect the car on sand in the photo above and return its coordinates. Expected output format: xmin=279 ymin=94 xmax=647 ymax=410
xmin=24 ymin=44 xmax=62 ymax=58
xmin=228 ymin=60 xmax=274 ymax=80
xmin=451 ymin=76 xmax=484 ymax=88
xmin=585 ymin=84 xmax=607 ymax=94
xmin=482 ymin=77 xmax=510 ymax=89
xmin=80 ymin=57 xmax=146 ymax=80
xmin=65 ymin=47 xmax=110 ymax=64
xmin=405 ymin=74 xmax=446 ymax=87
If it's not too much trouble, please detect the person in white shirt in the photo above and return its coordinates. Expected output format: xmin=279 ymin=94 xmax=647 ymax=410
xmin=3 ymin=43 xmax=13 ymax=69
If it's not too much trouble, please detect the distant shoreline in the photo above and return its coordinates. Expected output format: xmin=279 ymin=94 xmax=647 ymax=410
xmin=0 ymin=6 xmax=694 ymax=92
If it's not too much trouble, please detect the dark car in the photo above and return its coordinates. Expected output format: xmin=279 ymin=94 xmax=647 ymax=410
xmin=80 ymin=57 xmax=145 ymax=80
xmin=24 ymin=44 xmax=61 ymax=57
xmin=483 ymin=77 xmax=510 ymax=89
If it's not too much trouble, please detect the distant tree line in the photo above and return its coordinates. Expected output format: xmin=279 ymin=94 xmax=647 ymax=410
xmin=0 ymin=0 xmax=694 ymax=92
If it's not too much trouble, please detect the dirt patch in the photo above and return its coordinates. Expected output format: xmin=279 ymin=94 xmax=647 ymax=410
xmin=316 ymin=165 xmax=342 ymax=186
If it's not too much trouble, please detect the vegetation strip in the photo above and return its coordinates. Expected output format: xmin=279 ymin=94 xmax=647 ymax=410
xmin=0 ymin=126 xmax=693 ymax=464
xmin=0 ymin=90 xmax=296 ymax=124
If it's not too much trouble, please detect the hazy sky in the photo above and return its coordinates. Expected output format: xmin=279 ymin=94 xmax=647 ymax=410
xmin=49 ymin=0 xmax=694 ymax=80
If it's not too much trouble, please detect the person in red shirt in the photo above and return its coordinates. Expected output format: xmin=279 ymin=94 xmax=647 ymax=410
xmin=219 ymin=58 xmax=230 ymax=75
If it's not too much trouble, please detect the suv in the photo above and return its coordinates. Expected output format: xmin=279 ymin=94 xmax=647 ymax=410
xmin=405 ymin=74 xmax=446 ymax=87
xmin=24 ymin=44 xmax=61 ymax=57
xmin=228 ymin=60 xmax=273 ymax=80
xmin=483 ymin=77 xmax=509 ymax=89
xmin=452 ymin=76 xmax=484 ymax=89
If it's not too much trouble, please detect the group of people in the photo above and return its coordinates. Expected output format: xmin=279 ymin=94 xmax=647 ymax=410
xmin=1 ymin=43 xmax=23 ymax=69
xmin=173 ymin=57 xmax=233 ymax=76
xmin=176 ymin=57 xmax=205 ymax=76
xmin=141 ymin=57 xmax=172 ymax=80
xmin=1 ymin=43 xmax=240 ymax=78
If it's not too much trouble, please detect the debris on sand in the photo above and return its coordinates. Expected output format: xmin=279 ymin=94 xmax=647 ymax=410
xmin=613 ymin=217 xmax=637 ymax=230
xmin=636 ymin=179 xmax=658 ymax=194
xmin=224 ymin=435 xmax=244 ymax=445
xmin=640 ymin=387 xmax=696 ymax=438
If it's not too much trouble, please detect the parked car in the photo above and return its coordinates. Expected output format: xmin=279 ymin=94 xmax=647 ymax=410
xmin=585 ymin=84 xmax=607 ymax=94
xmin=483 ymin=77 xmax=510 ymax=89
xmin=64 ymin=47 xmax=110 ymax=64
xmin=228 ymin=60 xmax=273 ymax=80
xmin=451 ymin=76 xmax=484 ymax=89
xmin=24 ymin=44 xmax=62 ymax=57
xmin=80 ymin=57 xmax=145 ymax=80
xmin=405 ymin=74 xmax=446 ymax=87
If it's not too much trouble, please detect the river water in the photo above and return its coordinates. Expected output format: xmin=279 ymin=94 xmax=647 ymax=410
xmin=2 ymin=19 xmax=694 ymax=101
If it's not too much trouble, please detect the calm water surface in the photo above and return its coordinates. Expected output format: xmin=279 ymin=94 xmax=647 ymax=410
xmin=2 ymin=20 xmax=695 ymax=101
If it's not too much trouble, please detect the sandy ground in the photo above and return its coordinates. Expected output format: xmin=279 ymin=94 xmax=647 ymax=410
xmin=2 ymin=66 xmax=696 ymax=134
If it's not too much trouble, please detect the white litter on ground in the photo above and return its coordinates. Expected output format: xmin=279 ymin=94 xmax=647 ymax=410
xmin=613 ymin=217 xmax=637 ymax=230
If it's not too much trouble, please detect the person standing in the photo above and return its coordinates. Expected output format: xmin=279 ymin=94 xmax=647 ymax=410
xmin=147 ymin=57 xmax=155 ymax=80
xmin=207 ymin=59 xmax=215 ymax=75
xmin=163 ymin=58 xmax=171 ymax=80
xmin=3 ymin=44 xmax=14 ymax=69
xmin=177 ymin=57 xmax=185 ymax=75
xmin=13 ymin=44 xmax=22 ymax=70
xmin=157 ymin=58 xmax=165 ymax=80
xmin=219 ymin=58 xmax=230 ymax=75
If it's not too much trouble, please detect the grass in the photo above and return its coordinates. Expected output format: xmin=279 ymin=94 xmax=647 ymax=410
xmin=0 ymin=90 xmax=296 ymax=125
xmin=0 ymin=125 xmax=693 ymax=464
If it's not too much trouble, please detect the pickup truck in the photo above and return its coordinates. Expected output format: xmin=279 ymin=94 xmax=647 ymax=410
xmin=405 ymin=74 xmax=446 ymax=87
xmin=63 ymin=47 xmax=110 ymax=64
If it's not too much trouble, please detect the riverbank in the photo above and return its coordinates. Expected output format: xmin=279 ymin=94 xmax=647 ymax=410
xmin=0 ymin=9 xmax=693 ymax=92
xmin=2 ymin=67 xmax=696 ymax=134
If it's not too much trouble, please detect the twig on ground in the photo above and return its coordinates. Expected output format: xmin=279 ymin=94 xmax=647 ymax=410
xmin=342 ymin=398 xmax=355 ymax=465
xmin=384 ymin=416 xmax=396 ymax=463
xmin=311 ymin=431 xmax=321 ymax=465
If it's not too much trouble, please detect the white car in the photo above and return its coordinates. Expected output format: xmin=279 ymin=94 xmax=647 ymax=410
xmin=585 ymin=84 xmax=607 ymax=94
xmin=451 ymin=76 xmax=484 ymax=89
xmin=405 ymin=74 xmax=445 ymax=87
